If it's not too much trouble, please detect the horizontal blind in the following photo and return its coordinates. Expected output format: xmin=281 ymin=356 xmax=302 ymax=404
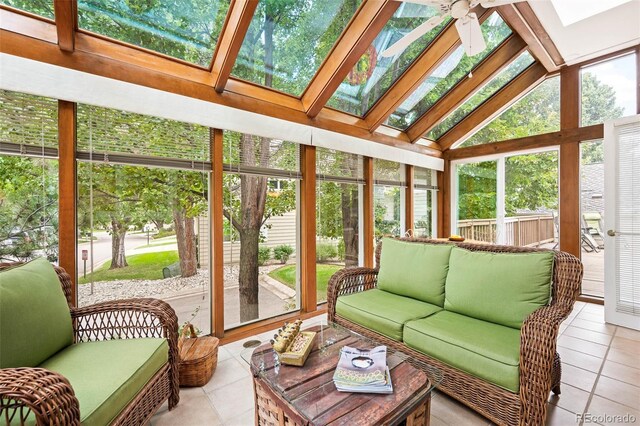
xmin=615 ymin=120 xmax=640 ymax=315
xmin=77 ymin=104 xmax=210 ymax=164
xmin=316 ymin=147 xmax=363 ymax=184
xmin=223 ymin=130 xmax=301 ymax=179
xmin=414 ymin=166 xmax=438 ymax=190
xmin=374 ymin=158 xmax=406 ymax=187
xmin=0 ymin=90 xmax=58 ymax=156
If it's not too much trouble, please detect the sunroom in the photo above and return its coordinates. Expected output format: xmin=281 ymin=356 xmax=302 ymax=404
xmin=0 ymin=0 xmax=638 ymax=425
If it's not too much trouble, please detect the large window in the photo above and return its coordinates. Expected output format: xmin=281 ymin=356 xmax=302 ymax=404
xmin=581 ymin=53 xmax=637 ymax=127
xmin=456 ymin=160 xmax=497 ymax=243
xmin=223 ymin=132 xmax=300 ymax=329
xmin=76 ymin=105 xmax=211 ymax=334
xmin=0 ymin=90 xmax=59 ymax=264
xmin=413 ymin=167 xmax=436 ymax=238
xmin=1 ymin=0 xmax=54 ymax=19
xmin=374 ymin=159 xmax=405 ymax=242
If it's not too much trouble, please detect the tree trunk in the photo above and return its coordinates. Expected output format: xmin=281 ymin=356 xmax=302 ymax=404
xmin=173 ymin=205 xmax=197 ymax=278
xmin=110 ymin=218 xmax=128 ymax=269
xmin=341 ymin=183 xmax=359 ymax=267
xmin=238 ymin=227 xmax=260 ymax=322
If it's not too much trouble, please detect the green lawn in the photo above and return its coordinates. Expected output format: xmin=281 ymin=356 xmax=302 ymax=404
xmin=79 ymin=251 xmax=179 ymax=284
xmin=136 ymin=238 xmax=177 ymax=249
xmin=268 ymin=264 xmax=342 ymax=302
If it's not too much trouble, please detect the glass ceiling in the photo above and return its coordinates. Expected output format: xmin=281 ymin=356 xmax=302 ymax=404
xmin=326 ymin=2 xmax=450 ymax=117
xmin=77 ymin=0 xmax=231 ymax=68
xmin=427 ymin=51 xmax=534 ymax=140
xmin=1 ymin=0 xmax=53 ymax=19
xmin=231 ymin=0 xmax=362 ymax=97
xmin=386 ymin=12 xmax=512 ymax=131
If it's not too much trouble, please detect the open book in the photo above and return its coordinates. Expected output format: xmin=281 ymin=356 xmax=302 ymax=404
xmin=333 ymin=345 xmax=393 ymax=394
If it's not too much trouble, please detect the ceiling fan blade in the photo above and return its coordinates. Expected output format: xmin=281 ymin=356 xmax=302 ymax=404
xmin=455 ymin=13 xmax=486 ymax=57
xmin=381 ymin=14 xmax=448 ymax=57
xmin=480 ymin=0 xmax=525 ymax=7
xmin=398 ymin=0 xmax=450 ymax=6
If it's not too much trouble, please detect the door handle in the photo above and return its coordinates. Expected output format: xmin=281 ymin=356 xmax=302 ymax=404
xmin=607 ymin=229 xmax=616 ymax=237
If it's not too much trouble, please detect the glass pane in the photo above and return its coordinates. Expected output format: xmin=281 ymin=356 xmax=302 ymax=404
xmin=427 ymin=51 xmax=535 ymax=140
xmin=413 ymin=188 xmax=432 ymax=238
xmin=1 ymin=0 xmax=54 ymax=19
xmin=223 ymin=131 xmax=300 ymax=329
xmin=374 ymin=158 xmax=405 ymax=183
xmin=460 ymin=76 xmax=560 ymax=148
xmin=316 ymin=181 xmax=361 ymax=302
xmin=374 ymin=185 xmax=403 ymax=241
xmin=327 ymin=3 xmax=449 ymax=117
xmin=77 ymin=0 xmax=231 ymax=67
xmin=231 ymin=0 xmax=362 ymax=96
xmin=456 ymin=161 xmax=497 ymax=243
xmin=386 ymin=12 xmax=512 ymax=130
xmin=581 ymin=53 xmax=637 ymax=127
xmin=580 ymin=139 xmax=604 ymax=297
xmin=504 ymin=151 xmax=558 ymax=247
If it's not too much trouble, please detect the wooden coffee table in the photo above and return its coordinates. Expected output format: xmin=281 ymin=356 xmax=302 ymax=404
xmin=244 ymin=322 xmax=441 ymax=426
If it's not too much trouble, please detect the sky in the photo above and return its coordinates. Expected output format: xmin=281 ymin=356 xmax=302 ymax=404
xmin=581 ymin=53 xmax=637 ymax=117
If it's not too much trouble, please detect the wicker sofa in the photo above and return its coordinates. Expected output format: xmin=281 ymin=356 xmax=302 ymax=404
xmin=327 ymin=237 xmax=582 ymax=426
xmin=0 ymin=259 xmax=180 ymax=425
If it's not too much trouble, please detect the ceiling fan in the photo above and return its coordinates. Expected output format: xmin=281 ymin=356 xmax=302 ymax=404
xmin=382 ymin=0 xmax=524 ymax=58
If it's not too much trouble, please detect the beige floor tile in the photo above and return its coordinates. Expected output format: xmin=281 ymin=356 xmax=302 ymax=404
xmin=569 ymin=318 xmax=617 ymax=335
xmin=594 ymin=376 xmax=640 ymax=410
xmin=217 ymin=346 xmax=233 ymax=362
xmin=560 ymin=364 xmax=598 ymax=392
xmin=206 ymin=376 xmax=255 ymax=423
xmin=548 ymin=383 xmax=591 ymax=414
xmin=224 ymin=408 xmax=255 ymax=426
xmin=545 ymin=404 xmax=580 ymax=426
xmin=582 ymin=303 xmax=605 ymax=314
xmin=563 ymin=326 xmax=613 ymax=346
xmin=203 ymin=358 xmax=252 ymax=393
xmin=558 ymin=346 xmax=604 ymax=372
xmin=615 ymin=326 xmax=640 ymax=342
xmin=610 ymin=336 xmax=640 ymax=353
xmin=557 ymin=335 xmax=609 ymax=358
xmin=586 ymin=395 xmax=640 ymax=426
xmin=429 ymin=415 xmax=450 ymax=426
xmin=152 ymin=393 xmax=223 ymax=426
xmin=577 ymin=311 xmax=606 ymax=324
xmin=606 ymin=347 xmax=640 ymax=369
xmin=430 ymin=393 xmax=489 ymax=425
xmin=559 ymin=323 xmax=569 ymax=335
xmin=601 ymin=360 xmax=640 ymax=386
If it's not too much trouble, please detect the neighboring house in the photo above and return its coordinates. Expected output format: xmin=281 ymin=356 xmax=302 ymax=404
xmin=581 ymin=162 xmax=604 ymax=219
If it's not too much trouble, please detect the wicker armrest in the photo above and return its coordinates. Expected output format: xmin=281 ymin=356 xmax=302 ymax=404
xmin=327 ymin=267 xmax=378 ymax=322
xmin=0 ymin=368 xmax=80 ymax=426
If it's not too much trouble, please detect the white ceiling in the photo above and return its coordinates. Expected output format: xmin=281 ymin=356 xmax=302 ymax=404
xmin=529 ymin=0 xmax=640 ymax=65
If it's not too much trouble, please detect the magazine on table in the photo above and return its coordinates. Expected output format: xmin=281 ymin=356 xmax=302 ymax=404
xmin=333 ymin=345 xmax=393 ymax=394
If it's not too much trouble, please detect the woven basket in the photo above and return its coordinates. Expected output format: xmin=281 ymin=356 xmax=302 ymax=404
xmin=178 ymin=324 xmax=219 ymax=387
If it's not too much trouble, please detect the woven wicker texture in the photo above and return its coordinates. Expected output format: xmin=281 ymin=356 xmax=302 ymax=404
xmin=0 ymin=262 xmax=181 ymax=425
xmin=178 ymin=325 xmax=219 ymax=387
xmin=327 ymin=238 xmax=583 ymax=426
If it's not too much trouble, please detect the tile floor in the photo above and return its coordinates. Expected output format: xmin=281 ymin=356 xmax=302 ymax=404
xmin=152 ymin=303 xmax=640 ymax=425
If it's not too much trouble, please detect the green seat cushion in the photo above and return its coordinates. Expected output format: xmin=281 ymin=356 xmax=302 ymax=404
xmin=377 ymin=238 xmax=453 ymax=306
xmin=444 ymin=247 xmax=554 ymax=328
xmin=336 ymin=289 xmax=442 ymax=341
xmin=404 ymin=311 xmax=521 ymax=392
xmin=39 ymin=338 xmax=168 ymax=425
xmin=0 ymin=258 xmax=73 ymax=368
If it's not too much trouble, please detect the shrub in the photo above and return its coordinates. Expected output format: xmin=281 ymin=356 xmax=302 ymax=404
xmin=317 ymin=243 xmax=338 ymax=263
xmin=273 ymin=244 xmax=294 ymax=264
xmin=258 ymin=246 xmax=271 ymax=266
xmin=337 ymin=240 xmax=345 ymax=261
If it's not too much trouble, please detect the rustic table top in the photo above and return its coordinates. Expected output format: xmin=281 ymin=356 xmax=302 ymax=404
xmin=246 ymin=322 xmax=441 ymax=426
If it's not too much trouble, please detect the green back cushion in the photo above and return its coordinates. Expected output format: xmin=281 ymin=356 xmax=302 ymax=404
xmin=0 ymin=258 xmax=73 ymax=367
xmin=377 ymin=238 xmax=453 ymax=306
xmin=444 ymin=247 xmax=554 ymax=329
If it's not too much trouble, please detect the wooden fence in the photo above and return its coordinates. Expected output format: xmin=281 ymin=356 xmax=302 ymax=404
xmin=457 ymin=214 xmax=556 ymax=247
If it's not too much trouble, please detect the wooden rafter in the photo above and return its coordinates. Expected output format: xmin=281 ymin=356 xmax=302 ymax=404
xmin=438 ymin=62 xmax=548 ymax=150
xmin=302 ymin=0 xmax=400 ymax=118
xmin=497 ymin=2 xmax=564 ymax=72
xmin=407 ymin=35 xmax=528 ymax=143
xmin=211 ymin=0 xmax=258 ymax=93
xmin=363 ymin=8 xmax=491 ymax=132
xmin=53 ymin=0 xmax=76 ymax=52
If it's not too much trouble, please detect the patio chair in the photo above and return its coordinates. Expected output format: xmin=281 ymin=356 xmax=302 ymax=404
xmin=583 ymin=212 xmax=605 ymax=248
xmin=581 ymin=228 xmax=600 ymax=253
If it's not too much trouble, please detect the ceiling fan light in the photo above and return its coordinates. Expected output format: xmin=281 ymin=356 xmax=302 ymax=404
xmin=451 ymin=0 xmax=471 ymax=19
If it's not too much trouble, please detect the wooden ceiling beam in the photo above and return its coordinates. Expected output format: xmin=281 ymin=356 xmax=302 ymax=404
xmin=438 ymin=62 xmax=548 ymax=150
xmin=53 ymin=0 xmax=76 ymax=52
xmin=497 ymin=2 xmax=563 ymax=72
xmin=406 ymin=34 xmax=528 ymax=143
xmin=302 ymin=0 xmax=400 ymax=118
xmin=211 ymin=0 xmax=258 ymax=93
xmin=364 ymin=8 xmax=491 ymax=132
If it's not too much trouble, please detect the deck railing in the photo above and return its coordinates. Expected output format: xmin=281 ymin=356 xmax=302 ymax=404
xmin=457 ymin=214 xmax=556 ymax=247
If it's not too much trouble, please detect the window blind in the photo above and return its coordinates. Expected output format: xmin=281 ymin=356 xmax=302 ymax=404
xmin=374 ymin=158 xmax=406 ymax=187
xmin=0 ymin=90 xmax=58 ymax=157
xmin=614 ymin=120 xmax=640 ymax=315
xmin=316 ymin=147 xmax=364 ymax=184
xmin=414 ymin=166 xmax=438 ymax=190
xmin=223 ymin=131 xmax=301 ymax=179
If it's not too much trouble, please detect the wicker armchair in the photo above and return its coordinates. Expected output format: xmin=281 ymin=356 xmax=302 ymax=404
xmin=327 ymin=238 xmax=583 ymax=426
xmin=0 ymin=263 xmax=180 ymax=426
